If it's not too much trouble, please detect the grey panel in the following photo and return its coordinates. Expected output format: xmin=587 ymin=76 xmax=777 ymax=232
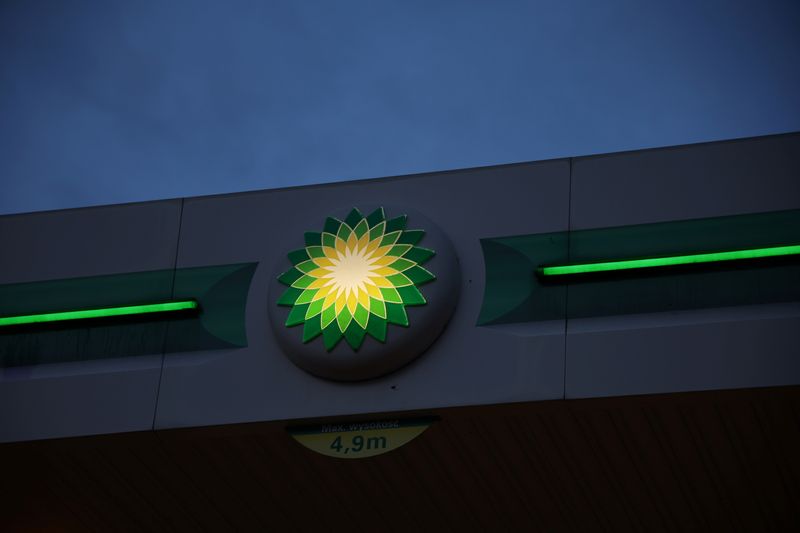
xmin=155 ymin=161 xmax=570 ymax=429
xmin=565 ymin=304 xmax=800 ymax=398
xmin=0 ymin=202 xmax=182 ymax=282
xmin=0 ymin=201 xmax=182 ymax=442
xmin=570 ymin=133 xmax=800 ymax=229
xmin=566 ymin=134 xmax=800 ymax=398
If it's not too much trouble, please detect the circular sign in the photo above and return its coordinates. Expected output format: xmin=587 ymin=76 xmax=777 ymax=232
xmin=268 ymin=206 xmax=459 ymax=381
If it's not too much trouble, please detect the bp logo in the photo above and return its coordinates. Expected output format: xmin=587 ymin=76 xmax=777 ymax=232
xmin=269 ymin=206 xmax=460 ymax=381
xmin=276 ymin=207 xmax=435 ymax=351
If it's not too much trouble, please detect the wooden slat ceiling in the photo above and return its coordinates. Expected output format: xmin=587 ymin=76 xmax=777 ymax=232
xmin=3 ymin=385 xmax=799 ymax=531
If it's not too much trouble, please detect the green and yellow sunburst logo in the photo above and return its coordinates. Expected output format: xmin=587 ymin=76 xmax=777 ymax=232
xmin=276 ymin=207 xmax=436 ymax=351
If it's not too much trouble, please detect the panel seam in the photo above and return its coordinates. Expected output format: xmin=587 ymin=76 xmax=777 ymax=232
xmin=151 ymin=198 xmax=185 ymax=431
xmin=563 ymin=158 xmax=573 ymax=400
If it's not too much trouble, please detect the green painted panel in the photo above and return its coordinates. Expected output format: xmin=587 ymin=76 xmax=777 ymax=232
xmin=0 ymin=270 xmax=174 ymax=367
xmin=479 ymin=209 xmax=800 ymax=325
xmin=165 ymin=263 xmax=257 ymax=351
xmin=0 ymin=301 xmax=198 ymax=327
xmin=478 ymin=233 xmax=568 ymax=326
xmin=0 ymin=263 xmax=257 ymax=367
xmin=538 ymin=245 xmax=800 ymax=277
xmin=566 ymin=210 xmax=800 ymax=319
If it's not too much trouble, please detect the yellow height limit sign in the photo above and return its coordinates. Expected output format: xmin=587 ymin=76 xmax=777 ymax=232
xmin=288 ymin=417 xmax=436 ymax=459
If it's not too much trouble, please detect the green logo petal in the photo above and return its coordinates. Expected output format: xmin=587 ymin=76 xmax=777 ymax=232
xmin=276 ymin=207 xmax=436 ymax=351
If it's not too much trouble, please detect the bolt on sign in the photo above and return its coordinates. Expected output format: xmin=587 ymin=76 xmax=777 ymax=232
xmin=269 ymin=206 xmax=460 ymax=381
xmin=276 ymin=207 xmax=436 ymax=351
xmin=287 ymin=418 xmax=437 ymax=459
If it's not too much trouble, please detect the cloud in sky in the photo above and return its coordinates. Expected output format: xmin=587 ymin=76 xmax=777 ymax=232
xmin=1 ymin=0 xmax=799 ymax=214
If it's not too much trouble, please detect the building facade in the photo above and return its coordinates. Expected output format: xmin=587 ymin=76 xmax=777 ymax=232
xmin=2 ymin=132 xmax=799 ymax=530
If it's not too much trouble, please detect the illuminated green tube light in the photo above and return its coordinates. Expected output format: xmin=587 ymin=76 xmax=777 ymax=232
xmin=537 ymin=244 xmax=800 ymax=278
xmin=0 ymin=300 xmax=199 ymax=328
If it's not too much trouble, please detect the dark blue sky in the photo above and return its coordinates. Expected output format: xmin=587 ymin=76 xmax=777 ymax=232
xmin=1 ymin=0 xmax=798 ymax=215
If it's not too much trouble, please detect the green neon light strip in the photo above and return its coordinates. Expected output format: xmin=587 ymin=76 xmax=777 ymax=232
xmin=537 ymin=244 xmax=800 ymax=277
xmin=0 ymin=300 xmax=199 ymax=328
